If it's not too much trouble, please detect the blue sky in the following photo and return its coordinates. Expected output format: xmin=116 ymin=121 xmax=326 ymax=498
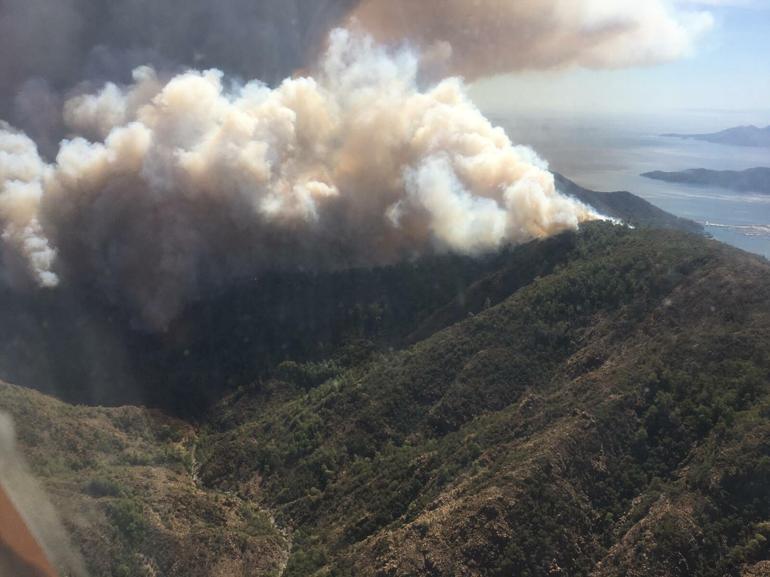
xmin=470 ymin=0 xmax=770 ymax=120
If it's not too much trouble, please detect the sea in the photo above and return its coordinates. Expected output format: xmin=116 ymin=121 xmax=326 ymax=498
xmin=490 ymin=111 xmax=770 ymax=259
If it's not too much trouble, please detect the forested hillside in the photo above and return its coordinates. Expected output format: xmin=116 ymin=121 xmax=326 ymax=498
xmin=3 ymin=222 xmax=768 ymax=576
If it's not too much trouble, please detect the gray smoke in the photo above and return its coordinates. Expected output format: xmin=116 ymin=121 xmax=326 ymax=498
xmin=0 ymin=0 xmax=359 ymax=141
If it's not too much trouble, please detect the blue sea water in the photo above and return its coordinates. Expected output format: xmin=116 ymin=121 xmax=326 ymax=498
xmin=490 ymin=112 xmax=770 ymax=258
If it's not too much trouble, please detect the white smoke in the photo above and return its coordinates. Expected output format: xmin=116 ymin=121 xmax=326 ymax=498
xmin=0 ymin=126 xmax=59 ymax=288
xmin=0 ymin=30 xmax=601 ymax=328
xmin=350 ymin=0 xmax=714 ymax=78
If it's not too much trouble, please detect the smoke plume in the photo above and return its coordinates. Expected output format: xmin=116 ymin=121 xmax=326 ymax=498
xmin=1 ymin=30 xmax=601 ymax=328
xmin=0 ymin=0 xmax=715 ymax=329
xmin=350 ymin=0 xmax=714 ymax=79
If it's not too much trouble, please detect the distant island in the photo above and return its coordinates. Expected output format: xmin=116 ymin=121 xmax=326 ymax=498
xmin=642 ymin=167 xmax=770 ymax=194
xmin=663 ymin=124 xmax=770 ymax=147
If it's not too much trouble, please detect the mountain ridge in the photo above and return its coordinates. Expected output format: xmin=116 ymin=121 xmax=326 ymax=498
xmin=663 ymin=125 xmax=770 ymax=148
xmin=555 ymin=174 xmax=703 ymax=234
xmin=3 ymin=222 xmax=769 ymax=576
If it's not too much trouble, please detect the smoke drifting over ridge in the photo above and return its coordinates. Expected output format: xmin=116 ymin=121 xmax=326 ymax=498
xmin=1 ymin=31 xmax=601 ymax=328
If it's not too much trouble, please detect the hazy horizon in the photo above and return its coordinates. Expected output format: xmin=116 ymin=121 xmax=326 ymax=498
xmin=471 ymin=0 xmax=770 ymax=118
xmin=482 ymin=109 xmax=770 ymax=258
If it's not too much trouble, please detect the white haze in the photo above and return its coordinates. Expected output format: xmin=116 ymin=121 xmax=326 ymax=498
xmin=1 ymin=30 xmax=602 ymax=328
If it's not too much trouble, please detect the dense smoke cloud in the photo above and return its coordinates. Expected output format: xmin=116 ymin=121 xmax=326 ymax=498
xmin=1 ymin=31 xmax=600 ymax=328
xmin=0 ymin=124 xmax=59 ymax=289
xmin=350 ymin=0 xmax=714 ymax=78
